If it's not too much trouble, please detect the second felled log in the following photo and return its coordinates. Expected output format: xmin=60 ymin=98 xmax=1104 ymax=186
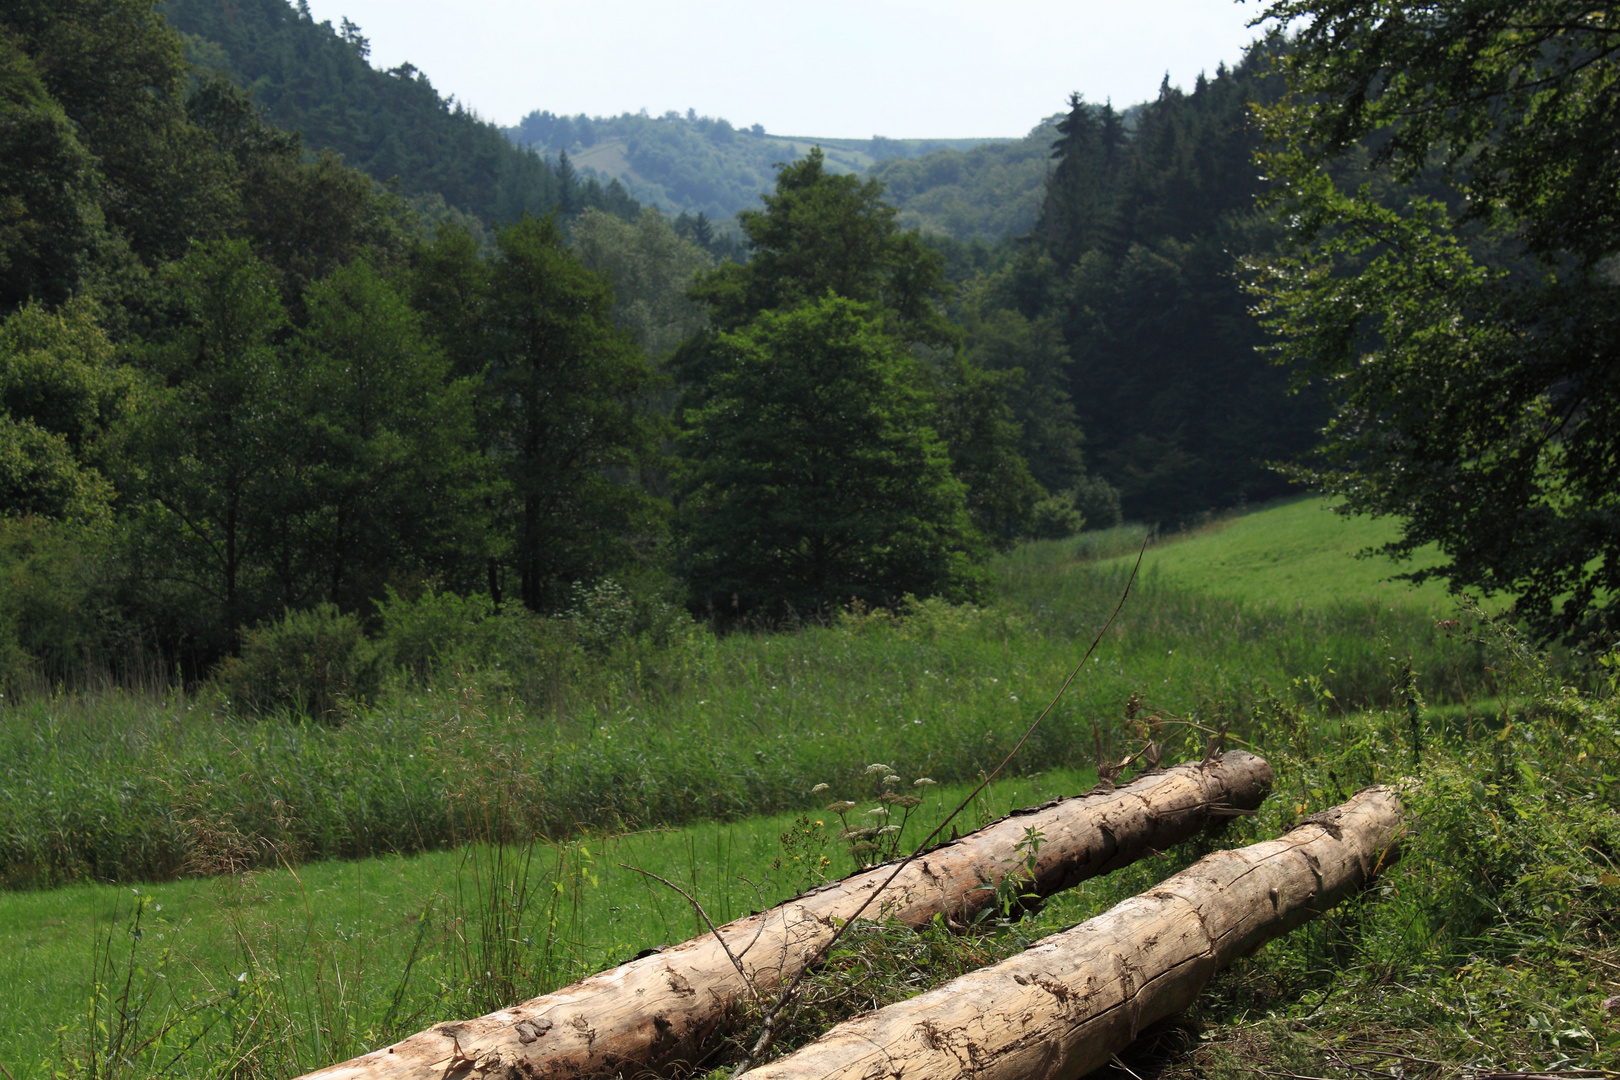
xmin=745 ymin=785 xmax=1404 ymax=1080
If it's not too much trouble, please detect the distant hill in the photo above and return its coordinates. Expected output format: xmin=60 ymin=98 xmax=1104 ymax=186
xmin=505 ymin=110 xmax=1045 ymax=239
xmin=160 ymin=0 xmax=1117 ymax=245
xmin=161 ymin=0 xmax=639 ymax=227
xmin=868 ymin=118 xmax=1061 ymax=241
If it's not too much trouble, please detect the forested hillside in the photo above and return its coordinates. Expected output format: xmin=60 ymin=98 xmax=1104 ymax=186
xmin=866 ymin=118 xmax=1059 ymax=241
xmin=0 ymin=0 xmax=674 ymax=683
xmin=505 ymin=108 xmax=1005 ymax=226
xmin=0 ymin=0 xmax=1052 ymax=687
xmin=959 ymin=52 xmax=1323 ymax=525
xmin=160 ymin=0 xmax=639 ymax=227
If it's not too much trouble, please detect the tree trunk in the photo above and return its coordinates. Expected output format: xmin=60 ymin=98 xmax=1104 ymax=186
xmin=296 ymin=752 xmax=1272 ymax=1080
xmin=745 ymin=785 xmax=1403 ymax=1080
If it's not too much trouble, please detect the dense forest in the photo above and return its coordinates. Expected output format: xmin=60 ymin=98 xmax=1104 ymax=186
xmin=866 ymin=121 xmax=1058 ymax=242
xmin=1 ymin=0 xmax=1341 ymax=690
xmin=160 ymin=0 xmax=640 ymax=229
xmin=947 ymin=53 xmax=1322 ymax=526
xmin=0 ymin=0 xmax=1060 ymax=687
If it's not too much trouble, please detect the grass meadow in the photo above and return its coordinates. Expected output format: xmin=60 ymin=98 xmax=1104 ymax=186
xmin=4 ymin=496 xmax=1594 ymax=1080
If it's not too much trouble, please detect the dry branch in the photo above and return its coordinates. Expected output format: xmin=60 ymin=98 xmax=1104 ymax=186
xmin=295 ymin=751 xmax=1272 ymax=1080
xmin=745 ymin=785 xmax=1403 ymax=1080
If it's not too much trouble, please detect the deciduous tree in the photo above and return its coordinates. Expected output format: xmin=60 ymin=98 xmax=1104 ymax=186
xmin=678 ymin=296 xmax=983 ymax=616
xmin=1251 ymin=0 xmax=1620 ymax=641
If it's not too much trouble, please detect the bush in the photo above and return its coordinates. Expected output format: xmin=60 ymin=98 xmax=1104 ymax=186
xmin=374 ymin=586 xmax=506 ymax=683
xmin=564 ymin=573 xmax=696 ymax=653
xmin=1027 ymin=490 xmax=1085 ymax=539
xmin=1070 ymin=474 xmax=1123 ymax=531
xmin=214 ymin=604 xmax=381 ymax=722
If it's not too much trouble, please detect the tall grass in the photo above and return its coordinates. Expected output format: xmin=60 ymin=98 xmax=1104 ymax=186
xmin=0 ymin=541 xmax=1495 ymax=888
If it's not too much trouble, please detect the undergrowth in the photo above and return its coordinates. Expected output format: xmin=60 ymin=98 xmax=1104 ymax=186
xmin=1142 ymin=613 xmax=1620 ymax=1080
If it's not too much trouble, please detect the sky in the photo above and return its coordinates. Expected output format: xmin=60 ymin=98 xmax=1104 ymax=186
xmin=299 ymin=0 xmax=1268 ymax=139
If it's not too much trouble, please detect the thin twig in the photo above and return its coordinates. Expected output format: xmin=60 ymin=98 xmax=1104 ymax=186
xmin=729 ymin=535 xmax=1152 ymax=1076
xmin=619 ymin=864 xmax=764 ymax=1008
xmin=1110 ymin=1054 xmax=1149 ymax=1080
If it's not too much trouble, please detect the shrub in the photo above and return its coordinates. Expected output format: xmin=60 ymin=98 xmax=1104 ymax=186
xmin=1070 ymin=474 xmax=1123 ymax=531
xmin=374 ymin=586 xmax=504 ymax=683
xmin=564 ymin=573 xmax=696 ymax=653
xmin=214 ymin=604 xmax=381 ymax=722
xmin=1028 ymin=490 xmax=1085 ymax=539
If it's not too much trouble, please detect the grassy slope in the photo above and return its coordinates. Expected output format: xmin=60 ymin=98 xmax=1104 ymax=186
xmin=1104 ymin=496 xmax=1457 ymax=612
xmin=543 ymin=127 xmax=1008 ymax=223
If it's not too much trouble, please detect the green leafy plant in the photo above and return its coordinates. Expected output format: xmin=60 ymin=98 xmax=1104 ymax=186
xmin=212 ymin=604 xmax=381 ymax=723
xmin=769 ymin=814 xmax=833 ymax=897
xmin=814 ymin=764 xmax=933 ymax=870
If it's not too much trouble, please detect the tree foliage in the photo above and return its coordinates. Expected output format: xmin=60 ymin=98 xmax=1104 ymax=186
xmin=0 ymin=2 xmax=666 ymax=680
xmin=161 ymin=0 xmax=639 ymax=228
xmin=415 ymin=217 xmax=665 ymax=614
xmin=1251 ymin=0 xmax=1620 ymax=641
xmin=570 ymin=207 xmax=712 ymax=361
xmin=959 ymin=53 xmax=1325 ymax=525
xmin=678 ymin=296 xmax=983 ymax=616
xmin=673 ymin=151 xmax=1024 ymax=607
xmin=688 ymin=149 xmax=954 ymax=346
xmin=285 ymin=258 xmax=493 ymax=612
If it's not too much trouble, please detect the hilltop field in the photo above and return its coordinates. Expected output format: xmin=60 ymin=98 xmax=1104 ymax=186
xmin=7 ymin=498 xmax=1610 ymax=1080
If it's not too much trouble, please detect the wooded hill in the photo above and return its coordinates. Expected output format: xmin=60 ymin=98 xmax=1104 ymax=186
xmin=160 ymin=0 xmax=640 ymax=230
xmin=1 ymin=0 xmax=1326 ymax=686
xmin=505 ymin=109 xmax=1038 ymax=234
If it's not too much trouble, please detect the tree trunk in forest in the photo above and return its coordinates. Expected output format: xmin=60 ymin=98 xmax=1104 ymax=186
xmin=295 ymin=751 xmax=1272 ymax=1080
xmin=745 ymin=785 xmax=1403 ymax=1080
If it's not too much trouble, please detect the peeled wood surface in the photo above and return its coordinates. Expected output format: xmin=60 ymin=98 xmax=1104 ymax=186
xmin=297 ymin=752 xmax=1272 ymax=1080
xmin=746 ymin=786 xmax=1404 ymax=1080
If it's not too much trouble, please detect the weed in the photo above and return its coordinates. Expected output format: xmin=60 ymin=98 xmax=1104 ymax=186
xmin=814 ymin=765 xmax=932 ymax=871
xmin=768 ymin=815 xmax=832 ymax=897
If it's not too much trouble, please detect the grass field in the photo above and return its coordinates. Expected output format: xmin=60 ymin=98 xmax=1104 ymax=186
xmin=1099 ymin=496 xmax=1460 ymax=612
xmin=0 ymin=768 xmax=1102 ymax=1078
xmin=5 ymin=499 xmax=1598 ymax=1080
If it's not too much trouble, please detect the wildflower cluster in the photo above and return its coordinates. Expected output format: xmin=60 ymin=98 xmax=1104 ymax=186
xmin=812 ymin=764 xmax=937 ymax=870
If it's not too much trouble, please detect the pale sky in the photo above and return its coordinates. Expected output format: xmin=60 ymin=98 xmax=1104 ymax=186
xmin=300 ymin=0 xmax=1265 ymax=139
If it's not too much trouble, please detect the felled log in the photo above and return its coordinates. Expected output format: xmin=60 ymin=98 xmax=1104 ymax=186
xmin=297 ymin=751 xmax=1273 ymax=1080
xmin=745 ymin=785 xmax=1403 ymax=1080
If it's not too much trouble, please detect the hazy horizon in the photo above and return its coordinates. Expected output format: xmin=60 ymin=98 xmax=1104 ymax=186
xmin=299 ymin=0 xmax=1264 ymax=139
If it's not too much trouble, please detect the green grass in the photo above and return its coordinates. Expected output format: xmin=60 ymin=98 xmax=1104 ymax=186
xmin=0 ymin=555 xmax=1494 ymax=888
xmin=0 ymin=768 xmax=1095 ymax=1078
xmin=1101 ymin=496 xmax=1462 ymax=612
xmin=0 ymin=500 xmax=1561 ymax=1080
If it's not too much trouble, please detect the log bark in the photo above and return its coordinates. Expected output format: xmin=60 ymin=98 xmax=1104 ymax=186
xmin=297 ymin=751 xmax=1273 ymax=1080
xmin=745 ymin=785 xmax=1403 ymax=1080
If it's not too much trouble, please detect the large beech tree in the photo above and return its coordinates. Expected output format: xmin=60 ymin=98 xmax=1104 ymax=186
xmin=1252 ymin=0 xmax=1620 ymax=641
